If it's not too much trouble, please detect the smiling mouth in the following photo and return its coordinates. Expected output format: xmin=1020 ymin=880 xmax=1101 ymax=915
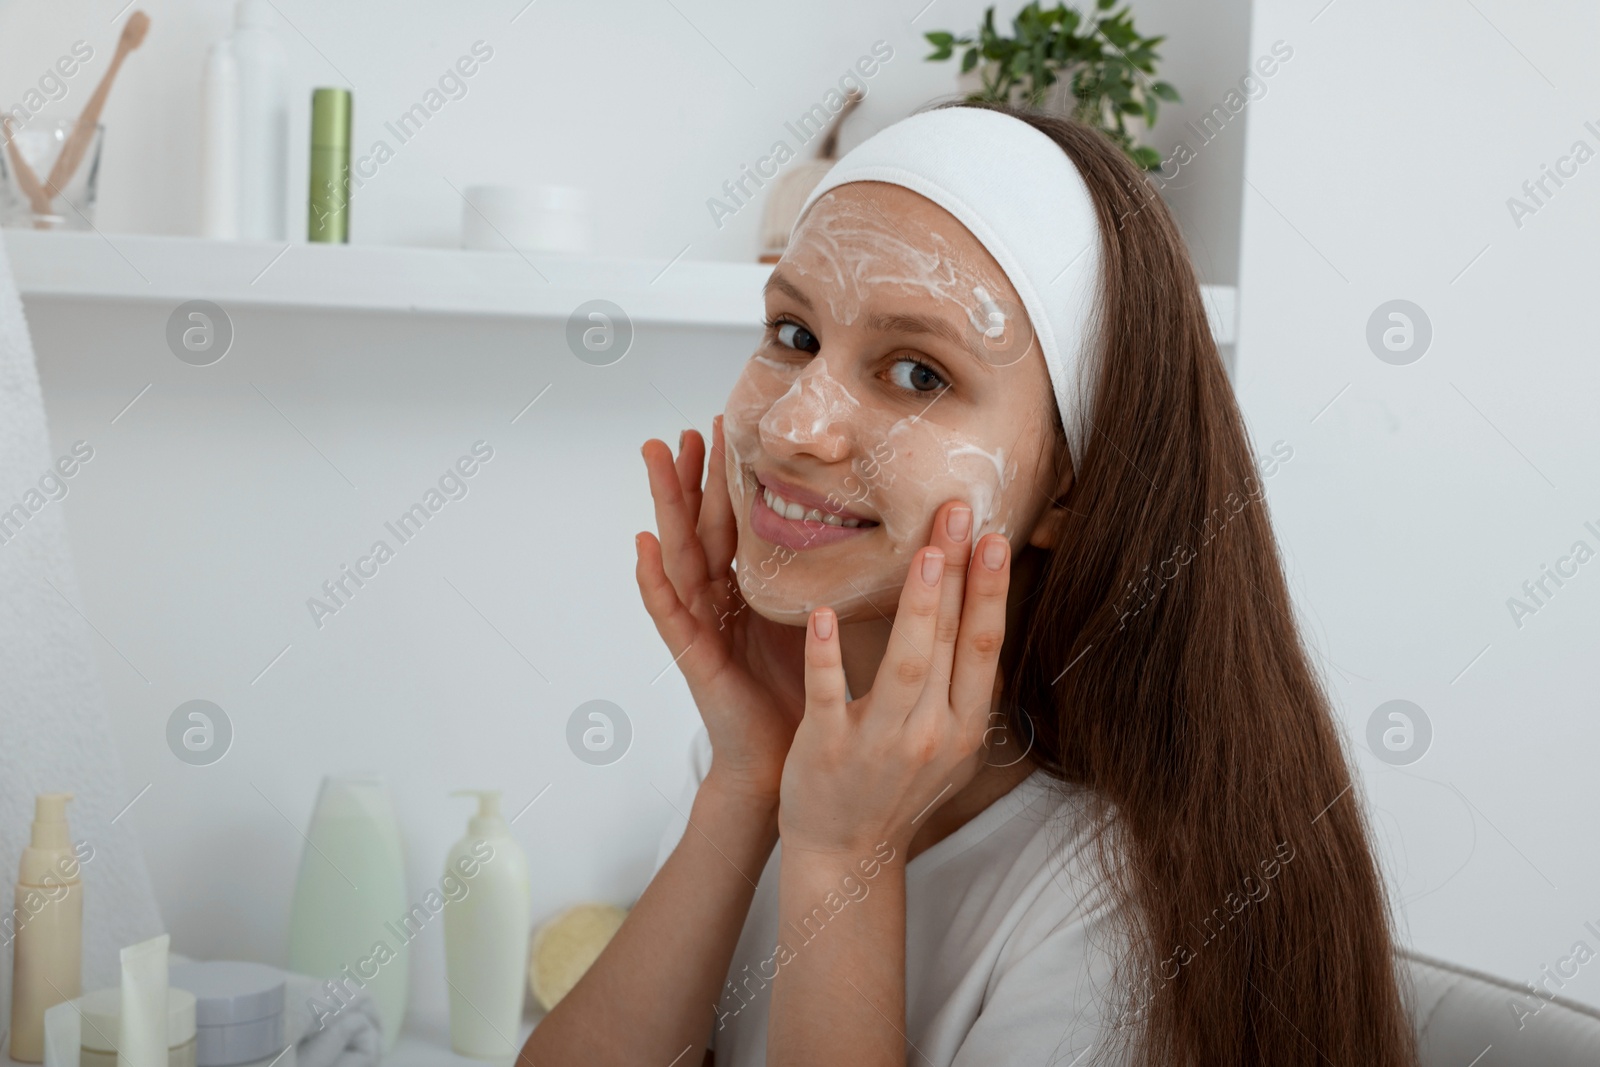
xmin=748 ymin=473 xmax=879 ymax=550
xmin=760 ymin=482 xmax=870 ymax=527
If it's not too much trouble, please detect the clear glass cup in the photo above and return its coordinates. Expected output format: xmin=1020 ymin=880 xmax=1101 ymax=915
xmin=0 ymin=118 xmax=105 ymax=230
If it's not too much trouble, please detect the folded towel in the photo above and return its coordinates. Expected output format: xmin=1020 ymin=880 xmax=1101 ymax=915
xmin=282 ymin=970 xmax=383 ymax=1067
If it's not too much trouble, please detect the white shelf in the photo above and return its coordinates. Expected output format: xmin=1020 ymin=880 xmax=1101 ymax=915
xmin=3 ymin=229 xmax=1237 ymax=343
xmin=3 ymin=230 xmax=770 ymax=328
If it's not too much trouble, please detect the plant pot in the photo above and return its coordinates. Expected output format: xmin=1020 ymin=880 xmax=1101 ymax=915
xmin=954 ymin=61 xmax=1075 ymax=114
xmin=952 ymin=62 xmax=1158 ymax=172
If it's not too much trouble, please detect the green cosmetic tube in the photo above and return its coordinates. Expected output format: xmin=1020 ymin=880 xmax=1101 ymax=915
xmin=308 ymin=87 xmax=352 ymax=243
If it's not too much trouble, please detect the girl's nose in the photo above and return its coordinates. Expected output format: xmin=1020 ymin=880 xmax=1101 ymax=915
xmin=757 ymin=360 xmax=858 ymax=465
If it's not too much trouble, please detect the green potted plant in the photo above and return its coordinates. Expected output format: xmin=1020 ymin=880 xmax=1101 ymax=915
xmin=924 ymin=0 xmax=1178 ymax=170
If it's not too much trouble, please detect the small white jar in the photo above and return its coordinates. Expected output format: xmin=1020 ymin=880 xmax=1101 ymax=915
xmin=460 ymin=184 xmax=592 ymax=254
xmin=169 ymin=961 xmax=291 ymax=1067
xmin=77 ymin=986 xmax=197 ymax=1067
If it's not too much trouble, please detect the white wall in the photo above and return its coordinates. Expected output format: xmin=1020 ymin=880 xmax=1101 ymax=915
xmin=0 ymin=0 xmax=1250 ymax=282
xmin=1236 ymin=0 xmax=1600 ymax=1004
xmin=1124 ymin=0 xmax=1255 ymax=282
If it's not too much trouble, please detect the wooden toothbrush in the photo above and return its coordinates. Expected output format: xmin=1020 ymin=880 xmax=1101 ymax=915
xmin=1 ymin=116 xmax=53 ymax=216
xmin=43 ymin=11 xmax=151 ymax=197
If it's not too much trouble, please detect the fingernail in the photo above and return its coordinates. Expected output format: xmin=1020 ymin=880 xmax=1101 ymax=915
xmin=921 ymin=549 xmax=944 ymax=586
xmin=946 ymin=505 xmax=971 ymax=542
xmin=678 ymin=430 xmax=686 ymax=451
xmin=982 ymin=538 xmax=1007 ymax=570
xmin=814 ymin=609 xmax=834 ymax=640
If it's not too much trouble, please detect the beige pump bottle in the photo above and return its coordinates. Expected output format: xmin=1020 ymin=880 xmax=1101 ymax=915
xmin=9 ymin=793 xmax=83 ymax=1063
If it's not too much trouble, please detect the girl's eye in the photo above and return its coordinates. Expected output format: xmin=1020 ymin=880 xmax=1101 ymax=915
xmin=767 ymin=318 xmax=819 ymax=354
xmin=887 ymin=358 xmax=947 ymax=394
xmin=763 ymin=316 xmax=947 ymax=396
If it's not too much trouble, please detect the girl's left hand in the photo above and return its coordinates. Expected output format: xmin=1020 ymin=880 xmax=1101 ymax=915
xmin=777 ymin=500 xmax=1012 ymax=859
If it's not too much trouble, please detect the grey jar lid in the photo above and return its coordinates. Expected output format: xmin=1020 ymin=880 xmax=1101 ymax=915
xmin=169 ymin=961 xmax=286 ymax=1026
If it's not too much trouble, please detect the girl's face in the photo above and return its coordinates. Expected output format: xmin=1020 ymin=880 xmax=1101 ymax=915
xmin=723 ymin=182 xmax=1069 ymax=627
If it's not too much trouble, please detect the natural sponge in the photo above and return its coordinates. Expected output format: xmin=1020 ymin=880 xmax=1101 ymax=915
xmin=528 ymin=902 xmax=628 ymax=1011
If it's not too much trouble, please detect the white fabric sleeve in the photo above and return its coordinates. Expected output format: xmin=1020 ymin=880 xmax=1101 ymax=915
xmin=950 ymin=897 xmax=1127 ymax=1067
xmin=650 ymin=726 xmax=714 ymax=878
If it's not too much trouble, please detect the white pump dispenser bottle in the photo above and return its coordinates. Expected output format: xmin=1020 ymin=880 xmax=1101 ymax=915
xmin=442 ymin=790 xmax=531 ymax=1058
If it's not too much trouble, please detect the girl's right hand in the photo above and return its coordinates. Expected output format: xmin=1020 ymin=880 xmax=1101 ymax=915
xmin=636 ymin=415 xmax=808 ymax=805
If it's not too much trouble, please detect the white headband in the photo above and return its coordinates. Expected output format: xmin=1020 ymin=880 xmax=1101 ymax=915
xmin=790 ymin=105 xmax=1103 ymax=470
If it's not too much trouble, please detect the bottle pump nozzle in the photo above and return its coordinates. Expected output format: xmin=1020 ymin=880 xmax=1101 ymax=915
xmin=20 ymin=792 xmax=75 ymax=884
xmin=451 ymin=789 xmax=507 ymax=838
xmin=31 ymin=793 xmax=73 ymax=847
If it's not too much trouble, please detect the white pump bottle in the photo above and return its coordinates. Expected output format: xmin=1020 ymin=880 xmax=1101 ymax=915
xmin=442 ymin=790 xmax=531 ymax=1058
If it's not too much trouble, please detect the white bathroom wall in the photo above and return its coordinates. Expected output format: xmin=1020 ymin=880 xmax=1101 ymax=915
xmin=0 ymin=0 xmax=1250 ymax=283
xmin=1235 ymin=0 xmax=1600 ymax=1003
xmin=1120 ymin=0 xmax=1255 ymax=282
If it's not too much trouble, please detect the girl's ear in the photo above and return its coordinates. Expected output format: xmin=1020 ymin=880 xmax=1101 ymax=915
xmin=1025 ymin=458 xmax=1074 ymax=551
xmin=1026 ymin=500 xmax=1065 ymax=550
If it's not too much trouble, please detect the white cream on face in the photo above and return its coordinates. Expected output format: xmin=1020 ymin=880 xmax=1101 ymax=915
xmin=878 ymin=412 xmax=1019 ymax=543
xmin=972 ymin=287 xmax=1006 ymax=339
xmin=724 ymin=356 xmax=1026 ymax=625
xmin=721 ymin=187 xmax=1050 ymax=626
xmin=762 ymin=357 xmax=861 ymax=447
xmin=782 ymin=192 xmax=1011 ymax=332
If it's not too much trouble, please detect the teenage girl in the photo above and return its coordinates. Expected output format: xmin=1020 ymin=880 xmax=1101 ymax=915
xmin=521 ymin=101 xmax=1416 ymax=1067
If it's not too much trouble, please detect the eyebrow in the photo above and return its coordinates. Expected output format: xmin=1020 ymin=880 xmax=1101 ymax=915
xmin=764 ymin=269 xmax=814 ymax=312
xmin=764 ymin=268 xmax=981 ymax=362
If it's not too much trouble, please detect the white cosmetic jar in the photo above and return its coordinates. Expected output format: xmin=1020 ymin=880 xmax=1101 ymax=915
xmin=78 ymin=986 xmax=197 ymax=1067
xmin=460 ymin=184 xmax=592 ymax=254
xmin=169 ymin=961 xmax=288 ymax=1067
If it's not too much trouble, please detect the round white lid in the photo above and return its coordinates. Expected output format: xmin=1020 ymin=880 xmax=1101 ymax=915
xmin=170 ymin=961 xmax=286 ymax=1026
xmin=78 ymin=987 xmax=198 ymax=1052
xmin=528 ymin=185 xmax=590 ymax=212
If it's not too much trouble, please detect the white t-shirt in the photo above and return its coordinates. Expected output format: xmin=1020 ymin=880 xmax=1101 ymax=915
xmin=652 ymin=727 xmax=1132 ymax=1066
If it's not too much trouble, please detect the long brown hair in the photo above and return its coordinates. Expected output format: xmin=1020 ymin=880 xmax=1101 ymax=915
xmin=938 ymin=100 xmax=1418 ymax=1065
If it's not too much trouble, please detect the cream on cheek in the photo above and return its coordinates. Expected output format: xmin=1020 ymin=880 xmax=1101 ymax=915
xmin=765 ymin=195 xmax=1027 ymax=542
xmin=722 ymin=357 xmax=1026 ymax=624
xmin=718 ymin=193 xmax=1036 ymax=621
xmin=879 ymin=415 xmax=1022 ymax=546
xmin=723 ymin=360 xmax=894 ymax=617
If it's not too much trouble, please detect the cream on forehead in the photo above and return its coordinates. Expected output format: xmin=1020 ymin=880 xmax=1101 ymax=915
xmin=783 ymin=192 xmax=1011 ymax=331
xmin=788 ymin=106 xmax=1107 ymax=471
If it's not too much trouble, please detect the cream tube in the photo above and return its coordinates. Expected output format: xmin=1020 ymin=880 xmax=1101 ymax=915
xmin=118 ymin=934 xmax=170 ymax=1067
